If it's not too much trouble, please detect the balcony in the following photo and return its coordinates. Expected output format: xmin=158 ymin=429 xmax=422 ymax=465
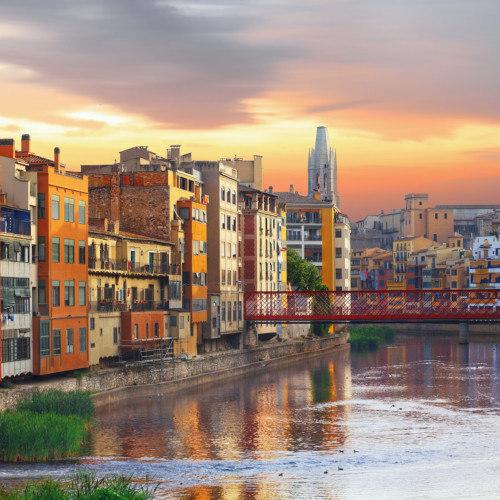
xmin=88 ymin=259 xmax=180 ymax=275
xmin=89 ymin=300 xmax=172 ymax=313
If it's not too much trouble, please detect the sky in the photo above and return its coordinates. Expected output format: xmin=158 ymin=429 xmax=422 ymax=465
xmin=1 ymin=0 xmax=499 ymax=221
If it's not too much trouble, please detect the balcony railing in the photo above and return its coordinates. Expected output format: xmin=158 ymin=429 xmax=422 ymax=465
xmin=88 ymin=259 xmax=180 ymax=275
xmin=89 ymin=300 xmax=172 ymax=313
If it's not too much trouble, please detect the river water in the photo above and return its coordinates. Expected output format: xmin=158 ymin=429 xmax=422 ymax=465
xmin=2 ymin=334 xmax=500 ymax=499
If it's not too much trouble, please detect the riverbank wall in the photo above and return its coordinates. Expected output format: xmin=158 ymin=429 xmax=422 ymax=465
xmin=360 ymin=322 xmax=500 ymax=337
xmin=0 ymin=334 xmax=349 ymax=412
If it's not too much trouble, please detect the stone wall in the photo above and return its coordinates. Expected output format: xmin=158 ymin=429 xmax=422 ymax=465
xmin=0 ymin=334 xmax=348 ymax=412
xmin=119 ymin=185 xmax=170 ymax=240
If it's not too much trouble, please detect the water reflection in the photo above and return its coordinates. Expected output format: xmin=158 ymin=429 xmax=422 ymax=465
xmin=2 ymin=336 xmax=500 ymax=499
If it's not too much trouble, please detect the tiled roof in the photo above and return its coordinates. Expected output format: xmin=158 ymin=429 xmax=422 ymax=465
xmin=15 ymin=153 xmax=54 ymax=166
xmin=274 ymin=191 xmax=333 ymax=206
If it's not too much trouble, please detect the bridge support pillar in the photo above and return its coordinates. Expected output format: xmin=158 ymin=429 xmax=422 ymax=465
xmin=459 ymin=322 xmax=469 ymax=344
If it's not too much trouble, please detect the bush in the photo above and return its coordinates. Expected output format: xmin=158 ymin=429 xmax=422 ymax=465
xmin=2 ymin=470 xmax=158 ymax=499
xmin=17 ymin=389 xmax=95 ymax=421
xmin=349 ymin=326 xmax=395 ymax=352
xmin=0 ymin=410 xmax=87 ymax=462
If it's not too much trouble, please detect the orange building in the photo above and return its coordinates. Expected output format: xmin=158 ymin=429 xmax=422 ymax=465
xmin=16 ymin=135 xmax=89 ymax=375
xmin=177 ymin=199 xmax=208 ymax=351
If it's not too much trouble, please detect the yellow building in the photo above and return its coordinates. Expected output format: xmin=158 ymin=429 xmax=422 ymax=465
xmin=87 ymin=223 xmax=193 ymax=366
xmin=275 ymin=187 xmax=351 ymax=291
xmin=391 ymin=236 xmax=434 ymax=287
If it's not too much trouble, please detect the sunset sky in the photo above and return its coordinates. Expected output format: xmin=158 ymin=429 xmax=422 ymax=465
xmin=1 ymin=0 xmax=499 ymax=221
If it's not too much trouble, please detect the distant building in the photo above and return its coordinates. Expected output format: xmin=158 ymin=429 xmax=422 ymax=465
xmin=469 ymin=236 xmax=500 ymax=289
xmin=307 ymin=126 xmax=339 ymax=205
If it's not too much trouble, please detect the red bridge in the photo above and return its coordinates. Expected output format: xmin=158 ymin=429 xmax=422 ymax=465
xmin=244 ymin=289 xmax=500 ymax=323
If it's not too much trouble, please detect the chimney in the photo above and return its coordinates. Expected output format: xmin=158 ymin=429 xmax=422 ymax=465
xmin=110 ymin=165 xmax=120 ymax=222
xmin=54 ymin=147 xmax=60 ymax=171
xmin=269 ymin=185 xmax=273 ymax=194
xmin=0 ymin=138 xmax=15 ymax=159
xmin=21 ymin=134 xmax=30 ymax=153
xmin=289 ymin=184 xmax=294 ymax=193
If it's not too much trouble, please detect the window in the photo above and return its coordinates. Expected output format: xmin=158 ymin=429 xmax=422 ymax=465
xmin=180 ymin=316 xmax=184 ymax=329
xmin=434 ymin=213 xmax=438 ymax=219
xmin=52 ymin=237 xmax=60 ymax=262
xmin=79 ymin=241 xmax=85 ymax=264
xmin=232 ymin=243 xmax=237 ymax=258
xmin=221 ymin=187 xmax=225 ymax=200
xmin=52 ymin=280 xmax=60 ymax=306
xmin=232 ymin=190 xmax=236 ymax=204
xmin=154 ymin=323 xmax=159 ymax=338
xmin=221 ymin=242 xmax=225 ymax=257
xmin=335 ymin=248 xmax=342 ymax=258
xmin=64 ymin=239 xmax=74 ymax=263
xmin=40 ymin=320 xmax=50 ymax=358
xmin=232 ymin=217 xmax=237 ymax=231
xmin=238 ymin=301 xmax=242 ymax=321
xmin=233 ymin=301 xmax=237 ymax=321
xmin=433 ymin=234 xmax=437 ymax=242
xmin=38 ymin=236 xmax=46 ymax=262
xmin=335 ymin=229 xmax=342 ymax=238
xmin=90 ymin=317 xmax=95 ymax=330
xmin=221 ymin=269 xmax=226 ymax=285
xmin=221 ymin=302 xmax=226 ymax=322
xmin=64 ymin=197 xmax=74 ymax=222
xmin=145 ymin=323 xmax=149 ymax=338
xmin=419 ymin=213 xmax=422 ymax=219
xmin=183 ymin=272 xmax=191 ymax=285
xmin=79 ymin=281 xmax=86 ymax=306
xmin=78 ymin=200 xmax=85 ymax=224
xmin=335 ymin=268 xmax=342 ymax=279
xmin=193 ymin=240 xmax=199 ymax=255
xmin=64 ymin=280 xmax=75 ymax=306
xmin=79 ymin=327 xmax=86 ymax=352
xmin=51 ymin=194 xmax=60 ymax=220
xmin=134 ymin=324 xmax=138 ymax=339
xmin=227 ymin=215 xmax=231 ymax=229
xmin=170 ymin=316 xmax=177 ymax=327
xmin=444 ymin=213 xmax=448 ymax=219
xmin=39 ymin=280 xmax=46 ymax=305
xmin=66 ymin=328 xmax=74 ymax=353
xmin=113 ymin=327 xmax=118 ymax=345
xmin=53 ymin=329 xmax=61 ymax=356
xmin=1 ymin=338 xmax=31 ymax=363
xmin=38 ymin=193 xmax=45 ymax=219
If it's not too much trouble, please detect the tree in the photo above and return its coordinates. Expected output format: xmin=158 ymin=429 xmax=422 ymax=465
xmin=286 ymin=249 xmax=332 ymax=336
xmin=286 ymin=249 xmax=323 ymax=291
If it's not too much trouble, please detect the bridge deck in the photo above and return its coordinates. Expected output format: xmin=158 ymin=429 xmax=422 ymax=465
xmin=244 ymin=290 xmax=500 ymax=323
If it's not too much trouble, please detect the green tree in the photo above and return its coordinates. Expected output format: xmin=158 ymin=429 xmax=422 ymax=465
xmin=287 ymin=249 xmax=323 ymax=291
xmin=286 ymin=249 xmax=332 ymax=336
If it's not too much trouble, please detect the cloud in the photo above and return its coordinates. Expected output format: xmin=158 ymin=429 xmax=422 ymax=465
xmin=0 ymin=0 xmax=296 ymax=128
xmin=464 ymin=148 xmax=500 ymax=162
xmin=1 ymin=0 xmax=500 ymax=135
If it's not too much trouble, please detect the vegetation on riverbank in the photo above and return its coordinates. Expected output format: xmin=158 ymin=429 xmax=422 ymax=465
xmin=0 ymin=390 xmax=94 ymax=462
xmin=2 ymin=470 xmax=158 ymax=499
xmin=349 ymin=326 xmax=395 ymax=352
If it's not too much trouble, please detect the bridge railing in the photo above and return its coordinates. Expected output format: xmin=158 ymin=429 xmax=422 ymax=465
xmin=244 ymin=289 xmax=500 ymax=323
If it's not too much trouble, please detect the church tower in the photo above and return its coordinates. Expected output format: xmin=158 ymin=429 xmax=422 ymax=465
xmin=307 ymin=126 xmax=339 ymax=207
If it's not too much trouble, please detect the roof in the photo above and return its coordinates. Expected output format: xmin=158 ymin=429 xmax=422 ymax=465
xmin=274 ymin=191 xmax=334 ymax=206
xmin=88 ymin=228 xmax=174 ymax=246
xmin=16 ymin=153 xmax=54 ymax=166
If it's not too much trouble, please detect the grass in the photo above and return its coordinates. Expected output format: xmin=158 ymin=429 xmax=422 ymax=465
xmin=17 ymin=389 xmax=95 ymax=421
xmin=0 ymin=410 xmax=87 ymax=462
xmin=349 ymin=326 xmax=395 ymax=352
xmin=0 ymin=390 xmax=95 ymax=462
xmin=2 ymin=470 xmax=158 ymax=499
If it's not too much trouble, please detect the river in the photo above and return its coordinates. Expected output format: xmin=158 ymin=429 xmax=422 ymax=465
xmin=2 ymin=333 xmax=500 ymax=499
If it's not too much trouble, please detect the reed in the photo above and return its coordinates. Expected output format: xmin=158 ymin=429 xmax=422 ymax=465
xmin=349 ymin=326 xmax=395 ymax=352
xmin=17 ymin=389 xmax=95 ymax=421
xmin=0 ymin=410 xmax=87 ymax=462
xmin=2 ymin=470 xmax=158 ymax=499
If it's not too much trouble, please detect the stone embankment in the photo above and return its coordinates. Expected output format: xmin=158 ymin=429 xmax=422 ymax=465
xmin=0 ymin=334 xmax=349 ymax=412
